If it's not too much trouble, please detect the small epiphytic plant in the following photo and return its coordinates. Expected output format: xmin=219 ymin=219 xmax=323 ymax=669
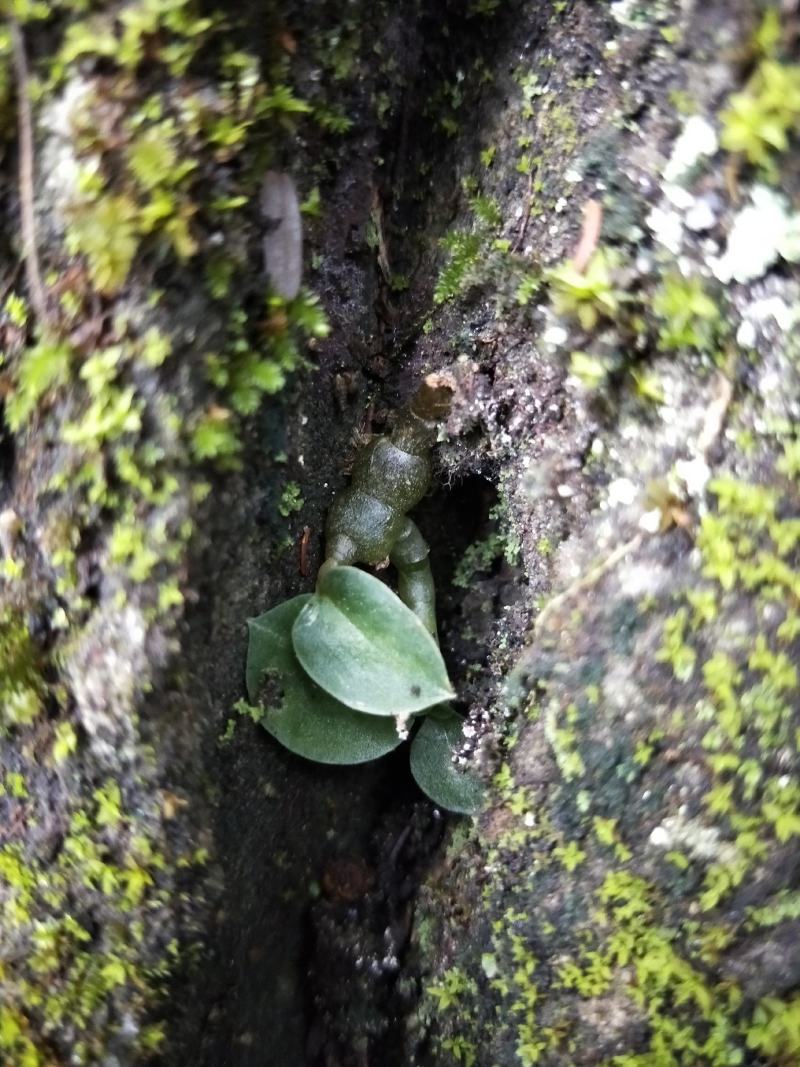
xmin=547 ymin=247 xmax=620 ymax=330
xmin=720 ymin=10 xmax=800 ymax=178
xmin=245 ymin=375 xmax=483 ymax=814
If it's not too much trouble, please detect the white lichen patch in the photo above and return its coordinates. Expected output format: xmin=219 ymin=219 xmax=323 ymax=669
xmin=712 ymin=186 xmax=800 ymax=284
xmin=663 ymin=116 xmax=718 ymax=185
xmin=606 ymin=477 xmax=638 ymax=508
xmin=649 ymin=812 xmax=740 ymax=865
xmin=647 ymin=201 xmax=685 ymax=256
xmin=673 ymin=456 xmax=710 ymax=498
xmin=65 ymin=603 xmax=148 ymax=764
xmin=617 ymin=560 xmax=673 ymax=598
xmin=39 ymin=76 xmax=96 ymax=224
xmin=601 ymin=657 xmax=645 ymax=714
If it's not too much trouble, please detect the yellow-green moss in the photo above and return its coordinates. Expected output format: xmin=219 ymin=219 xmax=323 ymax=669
xmin=719 ymin=9 xmax=800 ymax=179
xmin=0 ymin=609 xmax=44 ymax=733
xmin=0 ymin=1 xmax=345 ymax=1061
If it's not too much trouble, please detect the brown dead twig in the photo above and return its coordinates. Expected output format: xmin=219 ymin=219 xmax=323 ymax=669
xmin=571 ymin=199 xmax=603 ymax=273
xmin=697 ymin=371 xmax=735 ymax=458
xmin=11 ymin=19 xmax=49 ymax=328
xmin=511 ymin=170 xmax=534 ymax=255
xmin=299 ymin=525 xmax=312 ymax=577
xmin=533 ymin=533 xmax=645 ymax=638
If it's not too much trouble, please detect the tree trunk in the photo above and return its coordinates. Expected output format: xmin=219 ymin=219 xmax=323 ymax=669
xmin=2 ymin=1 xmax=799 ymax=1065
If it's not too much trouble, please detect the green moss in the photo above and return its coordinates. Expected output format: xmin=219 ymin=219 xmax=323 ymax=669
xmin=552 ymin=840 xmax=585 ymax=871
xmin=433 ymin=186 xmax=535 ymax=307
xmin=0 ymin=609 xmax=44 ymax=733
xmin=435 ymin=230 xmax=487 ymax=304
xmin=278 ymin=481 xmax=304 ymax=518
xmin=592 ymin=817 xmax=632 ymax=863
xmin=454 ymin=494 xmax=522 ymax=588
xmin=2 ymin=773 xmax=28 ymax=800
xmin=65 ymin=194 xmax=141 ymax=294
xmin=0 ymin=0 xmax=346 ymax=1058
xmin=0 ymin=779 xmax=179 ymax=1062
xmin=721 ymin=54 xmax=800 ymax=176
xmin=429 ymin=967 xmax=478 ymax=1011
xmin=427 ymin=396 xmax=800 ymax=1065
xmin=4 ymin=338 xmax=72 ymax=431
xmin=51 ymin=722 xmax=77 ymax=763
xmin=652 ymin=273 xmax=721 ymax=353
xmin=544 ymin=700 xmax=586 ymax=781
xmin=190 ymin=409 xmax=242 ymax=465
xmin=655 ymin=607 xmax=696 ymax=682
xmin=453 ymin=532 xmax=508 ymax=588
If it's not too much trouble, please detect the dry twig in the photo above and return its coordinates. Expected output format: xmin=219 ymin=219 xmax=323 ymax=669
xmin=533 ymin=533 xmax=644 ymax=637
xmin=10 ymin=19 xmax=49 ymax=327
xmin=511 ymin=170 xmax=534 ymax=254
xmin=571 ymin=199 xmax=603 ymax=273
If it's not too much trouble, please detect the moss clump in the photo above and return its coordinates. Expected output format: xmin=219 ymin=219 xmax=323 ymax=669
xmin=720 ymin=43 xmax=800 ymax=177
xmin=278 ymin=481 xmax=304 ymax=517
xmin=434 ymin=186 xmax=538 ymax=307
xmin=0 ymin=0 xmax=347 ymax=1060
xmin=453 ymin=496 xmax=521 ymax=588
xmin=0 ymin=793 xmax=176 ymax=1066
xmin=429 ymin=440 xmax=800 ymax=1064
xmin=2 ymin=0 xmax=334 ymax=619
xmin=0 ymin=609 xmax=44 ymax=732
xmin=652 ymin=274 xmax=721 ymax=353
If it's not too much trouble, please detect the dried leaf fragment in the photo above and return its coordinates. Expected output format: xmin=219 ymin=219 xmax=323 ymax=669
xmin=261 ymin=171 xmax=303 ymax=300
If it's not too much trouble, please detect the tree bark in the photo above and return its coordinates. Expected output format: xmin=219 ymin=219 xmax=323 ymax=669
xmin=2 ymin=2 xmax=799 ymax=1066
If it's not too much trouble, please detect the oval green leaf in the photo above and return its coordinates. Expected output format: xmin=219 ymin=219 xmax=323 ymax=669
xmin=246 ymin=595 xmax=403 ymax=764
xmin=409 ymin=710 xmax=484 ymax=815
xmin=292 ymin=566 xmax=454 ymax=716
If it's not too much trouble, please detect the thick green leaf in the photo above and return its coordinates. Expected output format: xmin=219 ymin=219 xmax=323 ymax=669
xmin=292 ymin=565 xmax=454 ymax=716
xmin=246 ymin=596 xmax=403 ymax=764
xmin=409 ymin=710 xmax=483 ymax=815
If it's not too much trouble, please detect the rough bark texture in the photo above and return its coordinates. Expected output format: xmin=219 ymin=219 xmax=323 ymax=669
xmin=1 ymin=1 xmax=799 ymax=1066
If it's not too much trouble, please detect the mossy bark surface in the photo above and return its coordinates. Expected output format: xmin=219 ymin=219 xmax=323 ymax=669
xmin=403 ymin=3 xmax=800 ymax=1066
xmin=2 ymin=1 xmax=800 ymax=1066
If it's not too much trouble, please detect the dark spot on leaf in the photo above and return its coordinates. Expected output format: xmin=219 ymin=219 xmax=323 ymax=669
xmin=410 ymin=684 xmax=421 ymax=697
xmin=259 ymin=670 xmax=285 ymax=707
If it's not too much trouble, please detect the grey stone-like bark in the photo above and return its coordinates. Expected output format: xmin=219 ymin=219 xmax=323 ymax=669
xmin=2 ymin=1 xmax=800 ymax=1066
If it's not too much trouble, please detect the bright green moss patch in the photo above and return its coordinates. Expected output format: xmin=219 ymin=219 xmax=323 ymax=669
xmin=721 ymin=53 xmax=800 ymax=177
xmin=426 ymin=418 xmax=800 ymax=1065
xmin=0 ymin=792 xmax=176 ymax=1065
xmin=278 ymin=481 xmax=304 ymax=517
xmin=1 ymin=0 xmax=335 ymax=617
xmin=4 ymin=338 xmax=72 ymax=431
xmin=655 ymin=606 xmax=697 ymax=682
xmin=434 ymin=186 xmax=538 ymax=307
xmin=435 ymin=230 xmax=489 ymax=304
xmin=453 ymin=508 xmax=521 ymax=588
xmin=0 ymin=609 xmax=44 ymax=733
xmin=652 ymin=274 xmax=721 ymax=353
xmin=0 ymin=0 xmax=348 ymax=1059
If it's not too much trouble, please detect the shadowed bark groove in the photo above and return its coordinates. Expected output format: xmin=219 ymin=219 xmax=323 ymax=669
xmin=2 ymin=2 xmax=800 ymax=1066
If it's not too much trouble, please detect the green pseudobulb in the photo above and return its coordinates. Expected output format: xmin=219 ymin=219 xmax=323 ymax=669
xmin=326 ymin=436 xmax=432 ymax=564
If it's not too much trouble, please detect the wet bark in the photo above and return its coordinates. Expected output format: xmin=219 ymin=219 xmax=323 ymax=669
xmin=2 ymin=2 xmax=799 ymax=1066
